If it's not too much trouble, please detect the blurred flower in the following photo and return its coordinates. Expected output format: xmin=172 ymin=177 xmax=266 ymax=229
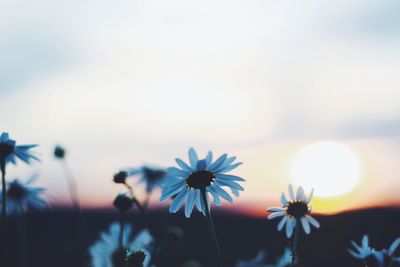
xmin=349 ymin=236 xmax=400 ymax=267
xmin=0 ymin=132 xmax=39 ymax=166
xmin=113 ymin=193 xmax=134 ymax=212
xmin=0 ymin=175 xmax=47 ymax=215
xmin=116 ymin=166 xmax=168 ymax=193
xmin=267 ymin=184 xmax=319 ymax=238
xmin=89 ymin=222 xmax=153 ymax=267
xmin=234 ymin=250 xmax=267 ymax=267
xmin=114 ymin=171 xmax=129 ymax=184
xmin=160 ymin=148 xmax=245 ymax=218
xmin=125 ymin=250 xmax=146 ymax=267
xmin=53 ymin=145 xmax=66 ymax=159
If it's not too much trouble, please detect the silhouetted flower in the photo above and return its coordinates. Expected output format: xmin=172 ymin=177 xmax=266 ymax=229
xmin=267 ymin=184 xmax=319 ymax=238
xmin=349 ymin=236 xmax=400 ymax=267
xmin=53 ymin=145 xmax=66 ymax=159
xmin=114 ymin=171 xmax=129 ymax=184
xmin=113 ymin=193 xmax=134 ymax=212
xmin=0 ymin=132 xmax=39 ymax=166
xmin=160 ymin=148 xmax=245 ymax=218
xmin=125 ymin=250 xmax=146 ymax=267
xmin=0 ymin=175 xmax=47 ymax=215
xmin=89 ymin=222 xmax=153 ymax=267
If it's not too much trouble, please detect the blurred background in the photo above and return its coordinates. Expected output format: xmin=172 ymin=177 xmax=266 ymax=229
xmin=1 ymin=0 xmax=400 ymax=266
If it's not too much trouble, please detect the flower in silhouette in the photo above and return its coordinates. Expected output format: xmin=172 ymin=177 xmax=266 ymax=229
xmin=53 ymin=145 xmax=66 ymax=159
xmin=160 ymin=148 xmax=245 ymax=218
xmin=89 ymin=222 xmax=153 ymax=267
xmin=0 ymin=175 xmax=47 ymax=215
xmin=349 ymin=235 xmax=400 ymax=267
xmin=267 ymin=184 xmax=319 ymax=238
xmin=115 ymin=166 xmax=168 ymax=193
xmin=0 ymin=132 xmax=39 ymax=166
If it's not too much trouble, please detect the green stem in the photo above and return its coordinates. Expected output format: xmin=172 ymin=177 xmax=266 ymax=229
xmin=201 ymin=189 xmax=222 ymax=267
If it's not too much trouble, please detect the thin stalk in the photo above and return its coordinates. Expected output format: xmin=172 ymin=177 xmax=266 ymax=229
xmin=125 ymin=183 xmax=146 ymax=216
xmin=61 ymin=160 xmax=80 ymax=211
xmin=200 ymin=189 xmax=222 ymax=267
xmin=17 ymin=214 xmax=28 ymax=267
xmin=1 ymin=160 xmax=6 ymax=226
xmin=291 ymin=219 xmax=301 ymax=267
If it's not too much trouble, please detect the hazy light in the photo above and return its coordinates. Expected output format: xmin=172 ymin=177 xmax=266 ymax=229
xmin=291 ymin=141 xmax=362 ymax=198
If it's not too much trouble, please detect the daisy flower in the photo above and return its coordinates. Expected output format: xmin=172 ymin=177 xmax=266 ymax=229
xmin=0 ymin=175 xmax=47 ymax=215
xmin=0 ymin=132 xmax=39 ymax=167
xmin=89 ymin=222 xmax=153 ymax=267
xmin=348 ymin=235 xmax=375 ymax=261
xmin=267 ymin=184 xmax=319 ymax=238
xmin=349 ymin=236 xmax=400 ymax=267
xmin=160 ymin=148 xmax=245 ymax=218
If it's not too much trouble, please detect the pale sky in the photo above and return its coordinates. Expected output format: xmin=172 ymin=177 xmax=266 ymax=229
xmin=1 ymin=0 xmax=400 ymax=215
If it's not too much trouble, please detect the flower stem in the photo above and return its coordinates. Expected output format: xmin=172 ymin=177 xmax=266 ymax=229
xmin=291 ymin=219 xmax=301 ymax=267
xmin=61 ymin=160 xmax=81 ymax=212
xmin=200 ymin=189 xmax=222 ymax=267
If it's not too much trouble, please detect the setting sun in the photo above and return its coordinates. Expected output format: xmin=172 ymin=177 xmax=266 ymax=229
xmin=290 ymin=141 xmax=362 ymax=198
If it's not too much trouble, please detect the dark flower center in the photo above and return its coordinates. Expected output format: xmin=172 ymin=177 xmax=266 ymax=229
xmin=0 ymin=143 xmax=14 ymax=161
xmin=286 ymin=201 xmax=309 ymax=218
xmin=126 ymin=250 xmax=146 ymax=267
xmin=54 ymin=146 xmax=66 ymax=159
xmin=142 ymin=168 xmax=165 ymax=182
xmin=8 ymin=183 xmax=27 ymax=200
xmin=186 ymin=171 xmax=215 ymax=189
xmin=111 ymin=247 xmax=128 ymax=267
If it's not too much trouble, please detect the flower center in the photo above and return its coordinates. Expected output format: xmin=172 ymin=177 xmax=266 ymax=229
xmin=126 ymin=250 xmax=146 ymax=267
xmin=0 ymin=143 xmax=14 ymax=161
xmin=111 ymin=247 xmax=128 ymax=267
xmin=8 ymin=183 xmax=27 ymax=200
xmin=286 ymin=201 xmax=309 ymax=218
xmin=186 ymin=171 xmax=215 ymax=189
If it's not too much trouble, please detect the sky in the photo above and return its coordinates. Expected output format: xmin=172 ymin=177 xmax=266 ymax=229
xmin=1 ymin=0 xmax=400 ymax=216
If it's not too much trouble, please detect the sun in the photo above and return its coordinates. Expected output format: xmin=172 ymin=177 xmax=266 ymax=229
xmin=290 ymin=141 xmax=362 ymax=198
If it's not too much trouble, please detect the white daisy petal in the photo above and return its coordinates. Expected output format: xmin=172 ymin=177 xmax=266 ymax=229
xmin=288 ymin=184 xmax=295 ymax=201
xmin=300 ymin=217 xmax=311 ymax=234
xmin=268 ymin=211 xmax=286 ymax=220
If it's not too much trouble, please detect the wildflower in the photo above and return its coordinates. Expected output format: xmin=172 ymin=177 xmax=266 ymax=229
xmin=126 ymin=250 xmax=146 ymax=267
xmin=349 ymin=236 xmax=400 ymax=267
xmin=53 ymin=145 xmax=66 ymax=159
xmin=267 ymin=184 xmax=319 ymax=238
xmin=89 ymin=222 xmax=153 ymax=267
xmin=114 ymin=171 xmax=129 ymax=184
xmin=113 ymin=193 xmax=134 ymax=212
xmin=160 ymin=148 xmax=245 ymax=218
xmin=0 ymin=132 xmax=39 ymax=167
xmin=115 ymin=166 xmax=168 ymax=193
xmin=0 ymin=175 xmax=47 ymax=215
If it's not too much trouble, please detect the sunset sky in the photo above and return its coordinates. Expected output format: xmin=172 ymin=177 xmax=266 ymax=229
xmin=1 ymin=0 xmax=400 ymax=216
